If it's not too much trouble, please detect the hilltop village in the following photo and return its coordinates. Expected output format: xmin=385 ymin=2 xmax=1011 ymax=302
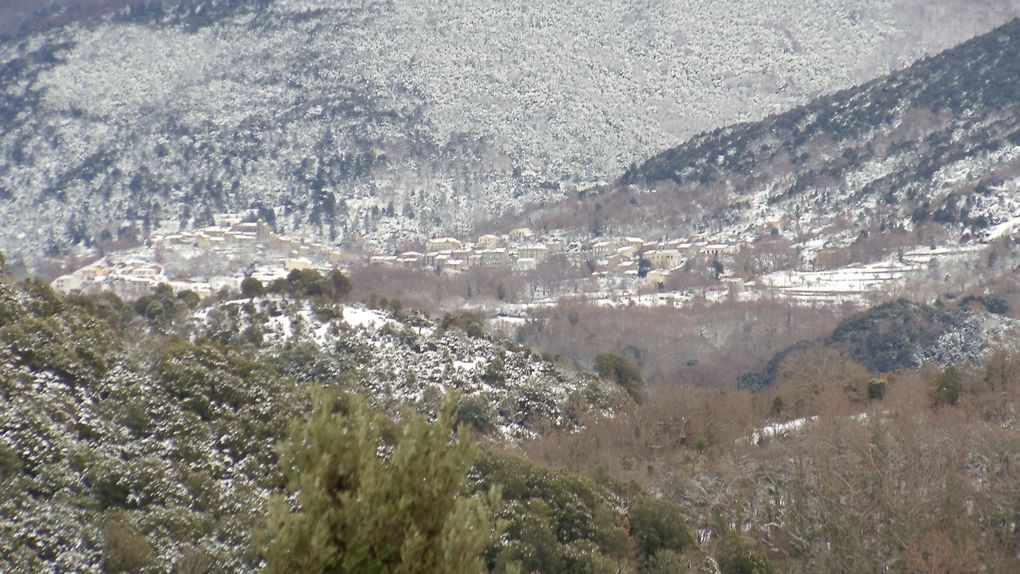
xmin=51 ymin=215 xmax=346 ymax=300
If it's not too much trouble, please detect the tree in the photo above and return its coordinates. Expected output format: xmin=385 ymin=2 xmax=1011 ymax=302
xmin=711 ymin=258 xmax=724 ymax=280
xmin=261 ymin=391 xmax=501 ymax=574
xmin=715 ymin=531 xmax=776 ymax=574
xmin=594 ymin=352 xmax=646 ymax=403
xmin=240 ymin=276 xmax=265 ymax=299
xmin=934 ymin=365 xmax=962 ymax=407
xmin=329 ymin=269 xmax=353 ymax=301
xmin=638 ymin=256 xmax=653 ymax=278
xmin=629 ymin=495 xmax=695 ymax=562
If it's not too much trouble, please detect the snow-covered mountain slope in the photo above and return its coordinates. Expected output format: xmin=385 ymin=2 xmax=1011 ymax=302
xmin=2 ymin=0 xmax=1019 ymax=262
xmin=580 ymin=18 xmax=1020 ymax=245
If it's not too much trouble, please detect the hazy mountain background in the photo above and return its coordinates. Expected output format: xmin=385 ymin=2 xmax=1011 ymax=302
xmin=2 ymin=0 xmax=1020 ymax=264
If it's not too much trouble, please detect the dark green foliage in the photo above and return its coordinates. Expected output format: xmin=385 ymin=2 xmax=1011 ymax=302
xmin=154 ymin=338 xmax=287 ymax=424
xmin=240 ymin=276 xmax=265 ymax=299
xmin=867 ymin=378 xmax=887 ymax=401
xmin=594 ymin=352 xmax=646 ymax=403
xmin=481 ymin=355 xmax=505 ymax=385
xmin=134 ymin=283 xmax=189 ymax=326
xmin=473 ymin=450 xmax=641 ymax=573
xmin=745 ymin=297 xmax=1010 ymax=391
xmin=0 ymin=277 xmax=119 ymax=387
xmin=0 ymin=441 xmax=20 ymax=479
xmin=637 ymin=257 xmax=652 ymax=278
xmin=628 ymin=496 xmax=694 ymax=562
xmin=739 ymin=340 xmax=813 ymax=391
xmin=934 ymin=366 xmax=962 ymax=407
xmin=715 ymin=531 xmax=776 ymax=574
xmin=440 ymin=311 xmax=486 ymax=338
xmin=770 ymin=396 xmax=785 ymax=415
xmin=959 ymin=295 xmax=1008 ymax=316
xmin=261 ymin=392 xmax=499 ymax=573
xmin=828 ymin=300 xmax=964 ymax=373
xmin=270 ymin=268 xmax=352 ymax=301
xmin=456 ymin=395 xmax=496 ymax=433
xmin=644 ymin=550 xmax=693 ymax=574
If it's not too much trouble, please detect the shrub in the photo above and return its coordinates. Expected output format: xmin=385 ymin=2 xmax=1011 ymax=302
xmin=260 ymin=391 xmax=500 ymax=573
xmin=456 ymin=395 xmax=495 ymax=433
xmin=240 ymin=276 xmax=265 ymax=299
xmin=473 ymin=450 xmax=634 ymax=573
xmin=440 ymin=311 xmax=486 ymax=338
xmin=934 ymin=366 xmax=962 ymax=407
xmin=594 ymin=352 xmax=646 ymax=403
xmin=628 ymin=495 xmax=694 ymax=561
xmin=645 ymin=550 xmax=693 ymax=574
xmin=867 ymin=378 xmax=887 ymax=401
xmin=102 ymin=511 xmax=155 ymax=574
xmin=715 ymin=531 xmax=775 ymax=574
xmin=0 ymin=442 xmax=21 ymax=479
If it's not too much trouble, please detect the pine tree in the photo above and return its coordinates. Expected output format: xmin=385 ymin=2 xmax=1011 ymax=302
xmin=260 ymin=391 xmax=501 ymax=574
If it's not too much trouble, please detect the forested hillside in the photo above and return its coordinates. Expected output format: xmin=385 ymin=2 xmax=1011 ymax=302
xmin=0 ymin=261 xmax=658 ymax=572
xmin=3 ymin=0 xmax=1019 ymax=264
xmin=509 ymin=18 xmax=1020 ymax=251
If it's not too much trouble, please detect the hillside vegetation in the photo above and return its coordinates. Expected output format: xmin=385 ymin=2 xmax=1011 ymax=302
xmin=526 ymin=340 xmax=1020 ymax=572
xmin=0 ymin=263 xmax=658 ymax=572
xmin=510 ymin=17 xmax=1020 ymax=253
xmin=3 ymin=0 xmax=1020 ymax=262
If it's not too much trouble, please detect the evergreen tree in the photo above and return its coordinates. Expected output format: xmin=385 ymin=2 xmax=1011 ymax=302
xmin=261 ymin=391 xmax=501 ymax=574
xmin=594 ymin=352 xmax=646 ymax=404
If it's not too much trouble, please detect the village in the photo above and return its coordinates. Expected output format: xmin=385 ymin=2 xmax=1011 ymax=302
xmin=50 ymin=215 xmax=348 ymax=300
xmin=48 ymin=211 xmax=992 ymax=312
xmin=368 ymin=227 xmax=740 ymax=283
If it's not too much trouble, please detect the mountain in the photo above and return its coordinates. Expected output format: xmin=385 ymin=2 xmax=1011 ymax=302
xmin=608 ymin=18 xmax=1020 ymax=245
xmin=504 ymin=18 xmax=1020 ymax=250
xmin=3 ymin=0 xmax=1020 ymax=265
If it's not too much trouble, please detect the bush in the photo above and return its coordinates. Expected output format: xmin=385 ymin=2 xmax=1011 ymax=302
xmin=440 ymin=311 xmax=486 ymax=338
xmin=473 ymin=450 xmax=634 ymax=573
xmin=261 ymin=392 xmax=500 ymax=573
xmin=715 ymin=531 xmax=775 ymax=574
xmin=272 ymin=268 xmax=352 ymax=301
xmin=645 ymin=550 xmax=693 ymax=574
xmin=594 ymin=352 xmax=646 ymax=403
xmin=0 ymin=442 xmax=21 ymax=479
xmin=102 ymin=511 xmax=155 ymax=574
xmin=867 ymin=378 xmax=887 ymax=401
xmin=240 ymin=276 xmax=265 ymax=299
xmin=628 ymin=495 xmax=694 ymax=561
xmin=456 ymin=395 xmax=495 ymax=433
xmin=934 ymin=366 xmax=962 ymax=407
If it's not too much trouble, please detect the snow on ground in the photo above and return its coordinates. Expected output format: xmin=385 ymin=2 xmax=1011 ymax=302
xmin=342 ymin=306 xmax=393 ymax=330
xmin=188 ymin=298 xmax=627 ymax=443
xmin=750 ymin=416 xmax=817 ymax=445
